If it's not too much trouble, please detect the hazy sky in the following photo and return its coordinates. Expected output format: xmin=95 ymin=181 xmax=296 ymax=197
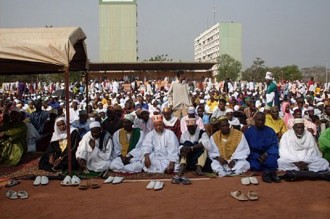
xmin=1 ymin=0 xmax=329 ymax=69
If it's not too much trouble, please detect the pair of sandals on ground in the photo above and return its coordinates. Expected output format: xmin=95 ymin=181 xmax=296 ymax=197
xmin=171 ymin=163 xmax=205 ymax=185
xmin=231 ymin=191 xmax=259 ymax=201
xmin=4 ymin=179 xmax=29 ymax=200
xmin=60 ymin=175 xmax=101 ymax=189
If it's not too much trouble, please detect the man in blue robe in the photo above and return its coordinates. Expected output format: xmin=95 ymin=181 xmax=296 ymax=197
xmin=244 ymin=112 xmax=281 ymax=183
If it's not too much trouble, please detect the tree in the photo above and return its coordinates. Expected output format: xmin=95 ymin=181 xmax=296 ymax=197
xmin=301 ymin=66 xmax=328 ymax=83
xmin=144 ymin=54 xmax=173 ymax=62
xmin=215 ymin=54 xmax=242 ymax=81
xmin=268 ymin=65 xmax=302 ymax=81
xmin=242 ymin=57 xmax=267 ymax=82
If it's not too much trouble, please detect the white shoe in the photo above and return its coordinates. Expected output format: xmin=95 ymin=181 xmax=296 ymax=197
xmin=103 ymin=176 xmax=115 ymax=184
xmin=71 ymin=175 xmax=81 ymax=186
xmin=61 ymin=175 xmax=72 ymax=186
xmin=112 ymin=176 xmax=124 ymax=184
xmin=154 ymin=181 xmax=164 ymax=191
xmin=146 ymin=181 xmax=156 ymax=190
xmin=41 ymin=176 xmax=49 ymax=185
xmin=33 ymin=176 xmax=41 ymax=186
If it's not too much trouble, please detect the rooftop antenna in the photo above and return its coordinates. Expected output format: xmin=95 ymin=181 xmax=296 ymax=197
xmin=213 ymin=1 xmax=216 ymax=25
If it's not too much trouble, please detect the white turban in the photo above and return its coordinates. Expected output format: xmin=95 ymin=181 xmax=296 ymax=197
xmin=124 ymin=114 xmax=135 ymax=123
xmin=90 ymin=121 xmax=101 ymax=129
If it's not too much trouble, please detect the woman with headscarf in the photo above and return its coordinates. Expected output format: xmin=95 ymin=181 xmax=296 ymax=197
xmin=281 ymin=101 xmax=293 ymax=128
xmin=38 ymin=116 xmax=81 ymax=172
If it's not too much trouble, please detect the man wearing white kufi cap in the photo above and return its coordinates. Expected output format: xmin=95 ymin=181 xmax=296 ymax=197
xmin=181 ymin=106 xmax=204 ymax=134
xmin=141 ymin=115 xmax=180 ymax=173
xmin=76 ymin=121 xmax=115 ymax=172
xmin=265 ymin=71 xmax=279 ymax=108
xmin=110 ymin=114 xmax=144 ymax=173
xmin=226 ymin=108 xmax=241 ymax=130
xmin=176 ymin=118 xmax=210 ymax=178
xmin=278 ymin=118 xmax=329 ymax=172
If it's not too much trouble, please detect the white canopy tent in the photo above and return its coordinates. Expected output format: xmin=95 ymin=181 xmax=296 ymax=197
xmin=0 ymin=27 xmax=89 ymax=175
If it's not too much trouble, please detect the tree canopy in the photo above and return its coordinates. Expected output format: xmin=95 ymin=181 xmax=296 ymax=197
xmin=215 ymin=54 xmax=242 ymax=81
xmin=242 ymin=58 xmax=303 ymax=82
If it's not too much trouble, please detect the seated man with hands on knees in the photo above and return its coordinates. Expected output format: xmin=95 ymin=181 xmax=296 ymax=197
xmin=142 ymin=115 xmax=179 ymax=173
xmin=177 ymin=118 xmax=210 ymax=177
xmin=209 ymin=116 xmax=250 ymax=177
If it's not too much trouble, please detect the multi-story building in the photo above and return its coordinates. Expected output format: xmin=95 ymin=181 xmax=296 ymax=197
xmin=99 ymin=0 xmax=137 ymax=62
xmin=194 ymin=22 xmax=242 ymax=65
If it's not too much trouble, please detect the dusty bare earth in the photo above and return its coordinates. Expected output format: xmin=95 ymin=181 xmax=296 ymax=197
xmin=1 ymin=154 xmax=330 ymax=219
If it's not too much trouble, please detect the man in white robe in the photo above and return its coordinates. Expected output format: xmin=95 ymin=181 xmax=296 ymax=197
xmin=209 ymin=117 xmax=250 ymax=177
xmin=76 ymin=121 xmax=115 ymax=172
xmin=134 ymin=109 xmax=154 ymax=134
xmin=110 ymin=114 xmax=144 ymax=173
xmin=181 ymin=106 xmax=204 ymax=134
xmin=178 ymin=118 xmax=210 ymax=176
xmin=278 ymin=118 xmax=329 ymax=172
xmin=142 ymin=115 xmax=180 ymax=173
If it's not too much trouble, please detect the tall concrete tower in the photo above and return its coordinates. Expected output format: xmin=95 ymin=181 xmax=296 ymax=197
xmin=99 ymin=0 xmax=137 ymax=62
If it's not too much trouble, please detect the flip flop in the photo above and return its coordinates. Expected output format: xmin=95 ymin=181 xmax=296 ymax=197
xmin=103 ymin=176 xmax=115 ymax=184
xmin=61 ymin=175 xmax=72 ymax=186
xmin=17 ymin=191 xmax=29 ymax=199
xmin=78 ymin=181 xmax=88 ymax=190
xmin=153 ymin=181 xmax=164 ymax=191
xmin=5 ymin=179 xmax=21 ymax=188
xmin=71 ymin=175 xmax=81 ymax=186
xmin=112 ymin=176 xmax=124 ymax=184
xmin=171 ymin=175 xmax=181 ymax=184
xmin=230 ymin=191 xmax=249 ymax=201
xmin=5 ymin=190 xmax=18 ymax=200
xmin=146 ymin=181 xmax=156 ymax=190
xmin=90 ymin=180 xmax=101 ymax=189
xmin=249 ymin=177 xmax=259 ymax=185
xmin=247 ymin=191 xmax=259 ymax=201
xmin=241 ymin=177 xmax=250 ymax=185
xmin=181 ymin=177 xmax=192 ymax=185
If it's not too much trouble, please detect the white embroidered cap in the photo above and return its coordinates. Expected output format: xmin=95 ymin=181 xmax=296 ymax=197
xmin=90 ymin=121 xmax=101 ymax=129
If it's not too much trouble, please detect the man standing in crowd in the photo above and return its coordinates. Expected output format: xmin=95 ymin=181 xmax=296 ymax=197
xmin=167 ymin=70 xmax=192 ymax=118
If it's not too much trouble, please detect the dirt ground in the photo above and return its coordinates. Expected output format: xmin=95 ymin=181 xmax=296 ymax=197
xmin=1 ymin=175 xmax=330 ymax=219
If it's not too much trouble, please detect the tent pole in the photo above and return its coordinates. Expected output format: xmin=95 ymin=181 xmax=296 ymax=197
xmin=65 ymin=67 xmax=72 ymax=176
xmin=85 ymin=71 xmax=89 ymax=109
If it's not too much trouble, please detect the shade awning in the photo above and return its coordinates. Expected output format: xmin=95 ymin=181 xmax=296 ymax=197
xmin=0 ymin=27 xmax=88 ymax=74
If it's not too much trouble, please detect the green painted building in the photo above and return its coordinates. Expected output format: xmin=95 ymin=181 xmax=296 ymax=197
xmin=194 ymin=22 xmax=242 ymax=65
